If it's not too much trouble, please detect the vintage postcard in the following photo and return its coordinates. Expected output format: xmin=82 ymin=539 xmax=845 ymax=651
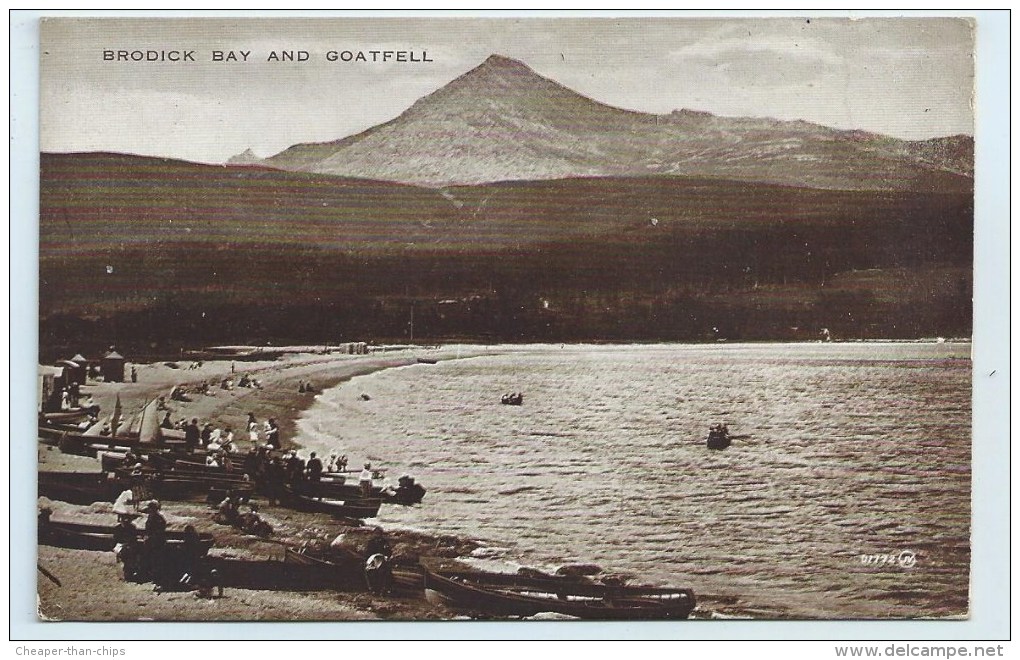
xmin=35 ymin=16 xmax=975 ymax=625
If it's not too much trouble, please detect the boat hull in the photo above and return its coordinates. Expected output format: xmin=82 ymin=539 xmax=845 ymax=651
xmin=422 ymin=567 xmax=696 ymax=620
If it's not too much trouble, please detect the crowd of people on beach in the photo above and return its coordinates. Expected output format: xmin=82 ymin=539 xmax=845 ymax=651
xmin=92 ymin=493 xmax=221 ymax=597
xmin=149 ymin=402 xmax=371 ymax=499
xmin=167 ymin=373 xmax=263 ymax=403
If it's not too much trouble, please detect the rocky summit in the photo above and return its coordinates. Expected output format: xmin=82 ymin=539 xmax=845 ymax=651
xmin=259 ymin=54 xmax=972 ymax=191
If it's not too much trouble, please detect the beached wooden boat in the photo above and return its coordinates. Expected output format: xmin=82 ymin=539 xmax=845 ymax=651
xmin=117 ymin=468 xmax=256 ymax=501
xmin=422 ymin=565 xmax=697 ymax=620
xmin=38 ymin=518 xmax=214 ymax=553
xmin=283 ymin=547 xmax=365 ymax=584
xmin=39 ymin=406 xmax=100 ymax=426
xmin=282 ymin=488 xmax=381 ymax=519
xmin=43 ymin=397 xmax=166 ymax=455
xmin=38 ymin=471 xmax=119 ymax=505
xmin=295 ymin=475 xmax=426 ymax=506
xmin=203 ymin=555 xmax=338 ymax=591
xmin=283 ymin=546 xmax=422 ymax=592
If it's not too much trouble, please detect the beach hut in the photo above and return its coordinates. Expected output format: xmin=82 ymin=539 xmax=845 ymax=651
xmin=70 ymin=353 xmax=89 ymax=383
xmin=102 ymin=350 xmax=126 ymax=382
xmin=38 ymin=365 xmax=64 ymax=412
xmin=59 ymin=357 xmax=86 ymax=386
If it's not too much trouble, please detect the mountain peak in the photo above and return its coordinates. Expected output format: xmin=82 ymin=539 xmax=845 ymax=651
xmin=479 ymin=53 xmax=531 ymax=69
xmin=262 ymin=54 xmax=973 ymax=190
xmin=457 ymin=53 xmax=543 ymax=86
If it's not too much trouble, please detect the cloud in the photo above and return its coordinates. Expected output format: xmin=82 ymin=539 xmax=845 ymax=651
xmin=669 ymin=26 xmax=844 ymax=88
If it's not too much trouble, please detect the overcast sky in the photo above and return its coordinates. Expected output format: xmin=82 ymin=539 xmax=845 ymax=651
xmin=40 ymin=17 xmax=974 ymax=164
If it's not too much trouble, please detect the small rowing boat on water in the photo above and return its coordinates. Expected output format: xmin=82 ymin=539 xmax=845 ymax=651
xmin=416 ymin=357 xmax=438 ymax=365
xmin=422 ymin=564 xmax=696 ymax=620
xmin=500 ymin=392 xmax=523 ymax=406
xmin=706 ymin=424 xmax=732 ymax=450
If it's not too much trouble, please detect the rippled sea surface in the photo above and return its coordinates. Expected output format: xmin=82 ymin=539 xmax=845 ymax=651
xmin=296 ymin=343 xmax=971 ymax=619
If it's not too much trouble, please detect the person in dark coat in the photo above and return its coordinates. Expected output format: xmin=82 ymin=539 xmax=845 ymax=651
xmin=285 ymin=451 xmax=306 ymax=486
xmin=143 ymin=500 xmax=167 ymax=583
xmin=264 ymin=418 xmax=280 ymax=448
xmin=305 ymin=452 xmax=323 ymax=499
xmin=266 ymin=458 xmax=286 ymax=506
xmin=114 ymin=516 xmax=141 ymax=581
xmin=364 ymin=553 xmax=393 ymax=595
xmin=364 ymin=530 xmax=392 ymax=559
xmin=184 ymin=418 xmax=201 ymax=450
xmin=177 ymin=525 xmax=209 ymax=589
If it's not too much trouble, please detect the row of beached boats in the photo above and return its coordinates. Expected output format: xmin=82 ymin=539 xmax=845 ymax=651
xmin=37 ymin=513 xmax=697 ymax=619
xmin=39 ymin=394 xmax=427 ymax=520
xmin=38 ymin=459 xmax=396 ymax=522
xmin=38 ymin=395 xmax=699 ymax=620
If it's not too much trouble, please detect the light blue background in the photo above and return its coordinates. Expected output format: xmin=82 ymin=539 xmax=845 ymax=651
xmin=9 ymin=9 xmax=1010 ymax=641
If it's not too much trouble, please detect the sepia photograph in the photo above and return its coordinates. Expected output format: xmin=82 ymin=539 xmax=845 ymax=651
xmin=27 ymin=13 xmax=986 ymax=632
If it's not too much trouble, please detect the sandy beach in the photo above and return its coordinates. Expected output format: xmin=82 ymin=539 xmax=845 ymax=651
xmin=38 ymin=347 xmax=488 ymax=622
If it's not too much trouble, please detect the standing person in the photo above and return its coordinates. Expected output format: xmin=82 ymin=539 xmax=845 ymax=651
xmin=305 ymin=452 xmax=323 ymax=499
xmin=184 ymin=418 xmax=201 ymax=451
xmin=246 ymin=413 xmax=259 ymax=444
xmin=201 ymin=423 xmax=214 ymax=446
xmin=364 ymin=553 xmax=392 ymax=595
xmin=267 ymin=457 xmax=286 ymax=506
xmin=359 ymin=463 xmax=374 ymax=498
xmin=208 ymin=426 xmax=222 ymax=448
xmin=113 ymin=515 xmax=140 ymax=581
xmin=131 ymin=366 xmax=138 ymax=383
xmin=243 ymin=447 xmax=259 ymax=479
xmin=143 ymin=501 xmax=167 ymax=583
xmin=264 ymin=418 xmax=280 ymax=449
xmin=179 ymin=525 xmax=206 ymax=588
xmin=285 ymin=450 xmax=304 ymax=485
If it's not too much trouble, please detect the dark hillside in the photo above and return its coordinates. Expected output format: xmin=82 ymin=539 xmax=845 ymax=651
xmin=40 ymin=152 xmax=972 ymax=354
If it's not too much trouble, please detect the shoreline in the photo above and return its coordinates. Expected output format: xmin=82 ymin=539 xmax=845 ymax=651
xmin=38 ymin=346 xmax=494 ymax=621
xmin=41 ymin=347 xmax=491 ymax=472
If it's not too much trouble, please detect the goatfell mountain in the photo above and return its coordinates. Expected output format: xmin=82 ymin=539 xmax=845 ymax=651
xmin=246 ymin=54 xmax=973 ymax=191
xmin=40 ymin=55 xmax=973 ymax=351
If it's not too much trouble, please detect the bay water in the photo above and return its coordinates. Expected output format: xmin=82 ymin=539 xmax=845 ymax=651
xmin=295 ymin=343 xmax=971 ymax=619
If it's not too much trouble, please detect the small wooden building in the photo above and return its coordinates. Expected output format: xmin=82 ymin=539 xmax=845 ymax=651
xmin=38 ymin=365 xmax=65 ymax=412
xmin=59 ymin=357 xmax=87 ymax=386
xmin=70 ymin=353 xmax=89 ymax=383
xmin=102 ymin=350 xmax=126 ymax=382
